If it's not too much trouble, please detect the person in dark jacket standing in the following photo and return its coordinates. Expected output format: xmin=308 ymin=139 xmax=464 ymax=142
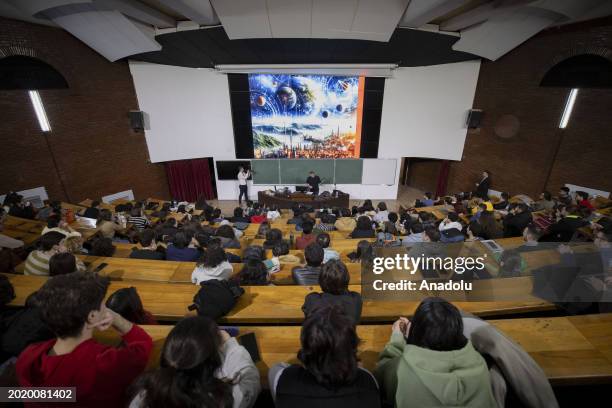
xmin=474 ymin=170 xmax=491 ymax=199
xmin=302 ymin=260 xmax=362 ymax=325
xmin=306 ymin=171 xmax=321 ymax=196
xmin=269 ymin=306 xmax=380 ymax=408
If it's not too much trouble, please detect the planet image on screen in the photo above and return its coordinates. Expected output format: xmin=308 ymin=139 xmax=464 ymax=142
xmin=255 ymin=95 xmax=266 ymax=106
xmin=336 ymin=104 xmax=343 ymax=112
xmin=321 ymin=110 xmax=329 ymax=118
xmin=276 ymin=86 xmax=297 ymax=109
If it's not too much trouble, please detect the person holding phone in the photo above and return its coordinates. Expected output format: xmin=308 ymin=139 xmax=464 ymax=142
xmin=237 ymin=166 xmax=251 ymax=205
xmin=306 ymin=170 xmax=321 ymax=196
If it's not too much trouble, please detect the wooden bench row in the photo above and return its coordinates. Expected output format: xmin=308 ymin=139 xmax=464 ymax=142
xmin=93 ymin=314 xmax=612 ymax=386
xmin=4 ymin=273 xmax=554 ymax=323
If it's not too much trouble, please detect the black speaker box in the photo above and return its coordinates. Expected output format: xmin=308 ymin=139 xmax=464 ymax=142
xmin=467 ymin=109 xmax=483 ymax=129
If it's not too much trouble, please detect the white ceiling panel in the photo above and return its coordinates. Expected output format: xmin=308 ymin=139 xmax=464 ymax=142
xmin=399 ymin=0 xmax=471 ymax=28
xmin=94 ymin=0 xmax=175 ymax=28
xmin=47 ymin=8 xmax=161 ymax=61
xmin=311 ymin=0 xmax=357 ymax=38
xmin=531 ymin=0 xmax=605 ymax=20
xmin=210 ymin=0 xmax=271 ymax=38
xmin=351 ymin=0 xmax=410 ymax=42
xmin=266 ymin=0 xmax=311 ymax=38
xmin=6 ymin=0 xmax=90 ymax=17
xmin=157 ymin=0 xmax=219 ymax=25
xmin=452 ymin=6 xmax=563 ymax=60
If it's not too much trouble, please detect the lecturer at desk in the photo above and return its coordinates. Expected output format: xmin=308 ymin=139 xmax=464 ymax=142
xmin=306 ymin=170 xmax=321 ymax=196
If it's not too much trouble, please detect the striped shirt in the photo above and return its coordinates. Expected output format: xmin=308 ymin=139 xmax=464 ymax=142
xmin=314 ymin=223 xmax=336 ymax=232
xmin=128 ymin=216 xmax=149 ymax=230
xmin=24 ymin=250 xmax=53 ymax=276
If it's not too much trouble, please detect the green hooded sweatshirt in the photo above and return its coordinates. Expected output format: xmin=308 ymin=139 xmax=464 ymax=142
xmin=376 ymin=332 xmax=497 ymax=408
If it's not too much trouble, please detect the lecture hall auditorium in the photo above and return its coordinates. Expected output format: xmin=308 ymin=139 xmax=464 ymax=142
xmin=1 ymin=1 xmax=612 ymax=407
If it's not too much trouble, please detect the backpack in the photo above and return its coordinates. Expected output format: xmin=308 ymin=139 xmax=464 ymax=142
xmin=189 ymin=279 xmax=244 ymax=321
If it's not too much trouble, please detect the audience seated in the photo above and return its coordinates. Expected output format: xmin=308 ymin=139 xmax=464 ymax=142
xmin=97 ymin=209 xmax=124 ymax=240
xmin=166 ymin=232 xmax=200 ymax=262
xmin=302 ymin=260 xmax=362 ymax=325
xmin=237 ymin=258 xmax=271 ymax=286
xmin=401 ymin=222 xmax=424 ymax=244
xmin=292 ymin=243 xmax=324 ymax=285
xmin=493 ymin=192 xmax=510 ymax=211
xmin=350 ymin=216 xmax=375 ymax=239
xmin=534 ymin=191 xmax=554 ymax=211
xmin=0 ymin=277 xmax=55 ymax=363
xmin=269 ymin=306 xmax=380 ymax=407
xmin=556 ymin=186 xmax=573 ymax=206
xmin=230 ymin=207 xmax=251 ymax=224
xmin=49 ymin=252 xmax=80 ymax=276
xmin=540 ymin=205 xmax=587 ymax=242
xmin=191 ymin=247 xmax=233 ymax=284
xmin=215 ymin=225 xmax=241 ymax=249
xmin=272 ymin=241 xmax=301 ymax=264
xmin=296 ymin=221 xmax=316 ymax=250
xmin=334 ymin=210 xmax=356 ymax=232
xmin=24 ymin=231 xmax=65 ymax=276
xmin=256 ymin=221 xmax=271 ymax=239
xmin=128 ymin=208 xmax=149 ymax=231
xmin=266 ymin=205 xmax=281 ymax=221
xmin=314 ymin=213 xmax=336 ymax=232
xmin=106 ymin=287 xmax=157 ymax=325
xmin=468 ymin=211 xmax=502 ymax=241
xmin=42 ymin=214 xmax=82 ymax=238
xmin=517 ymin=224 xmax=542 ymax=252
xmin=347 ymin=240 xmax=374 ymax=263
xmin=155 ymin=218 xmax=178 ymax=242
xmin=15 ymin=272 xmax=153 ymax=407
xmin=315 ymin=233 xmax=339 ymax=264
xmin=130 ymin=229 xmax=165 ymax=260
xmin=373 ymin=202 xmax=389 ymax=223
xmin=417 ymin=192 xmax=434 ymax=207
xmin=375 ymin=298 xmax=496 ymax=408
xmin=129 ymin=316 xmax=260 ymax=408
xmin=90 ymin=237 xmax=116 ymax=257
xmin=575 ymin=191 xmax=595 ymax=210
xmin=263 ymin=228 xmax=283 ymax=250
xmin=503 ymin=203 xmax=534 ymax=238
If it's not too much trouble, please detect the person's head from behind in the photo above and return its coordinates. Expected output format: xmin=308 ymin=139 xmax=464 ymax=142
xmin=305 ymin=243 xmax=324 ymax=267
xmin=423 ymin=227 xmax=440 ymax=243
xmin=47 ymin=214 xmax=61 ymax=229
xmin=172 ymin=232 xmax=189 ymax=249
xmin=272 ymin=241 xmax=289 ymax=257
xmin=575 ymin=191 xmax=589 ymax=202
xmin=91 ymin=237 xmax=116 ymax=256
xmin=424 ymin=192 xmax=432 ymax=200
xmin=447 ymin=212 xmax=459 ymax=223
xmin=39 ymin=231 xmax=65 ymax=253
xmin=91 ymin=200 xmax=101 ymax=209
xmin=98 ymin=209 xmax=113 ymax=223
xmin=239 ymin=258 xmax=269 ymax=285
xmin=356 ymin=216 xmax=372 ymax=231
xmin=377 ymin=202 xmax=387 ymax=212
xmin=257 ymin=221 xmax=270 ymax=236
xmin=140 ymin=316 xmax=231 ymax=407
xmin=302 ymin=220 xmax=314 ymax=235
xmin=130 ymin=207 xmax=141 ymax=218
xmin=106 ymin=287 xmax=147 ymax=324
xmin=316 ymin=232 xmax=331 ymax=249
xmin=63 ymin=236 xmax=83 ymax=254
xmin=410 ymin=222 xmax=424 ymax=235
xmin=407 ymin=297 xmax=467 ymax=351
xmin=363 ymin=199 xmax=373 ymax=211
xmin=560 ymin=186 xmax=570 ymax=196
xmin=265 ymin=228 xmax=282 ymax=243
xmin=49 ymin=252 xmax=77 ymax=276
xmin=356 ymin=240 xmax=373 ymax=261
xmin=215 ymin=225 xmax=235 ymax=240
xmin=292 ymin=205 xmax=302 ymax=218
xmin=319 ymin=260 xmax=349 ymax=295
xmin=388 ymin=212 xmax=398 ymax=224
xmin=202 ymin=246 xmax=227 ymax=268
xmin=298 ymin=306 xmax=359 ymax=389
xmin=36 ymin=272 xmax=111 ymax=338
xmin=321 ymin=213 xmax=335 ymax=225
xmin=233 ymin=207 xmax=244 ymax=218
xmin=499 ymin=250 xmax=522 ymax=277
xmin=523 ymin=224 xmax=541 ymax=242
xmin=500 ymin=192 xmax=509 ymax=201
xmin=140 ymin=229 xmax=157 ymax=248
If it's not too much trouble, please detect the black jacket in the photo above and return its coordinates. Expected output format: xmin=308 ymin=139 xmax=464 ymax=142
xmin=540 ymin=216 xmax=588 ymax=242
xmin=350 ymin=229 xmax=375 ymax=238
xmin=275 ymin=365 xmax=380 ymax=408
xmin=475 ymin=177 xmax=490 ymax=199
xmin=503 ymin=211 xmax=533 ymax=237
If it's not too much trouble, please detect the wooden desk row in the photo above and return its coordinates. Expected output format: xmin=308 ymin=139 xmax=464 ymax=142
xmin=4 ymin=273 xmax=554 ymax=323
xmin=94 ymin=314 xmax=612 ymax=386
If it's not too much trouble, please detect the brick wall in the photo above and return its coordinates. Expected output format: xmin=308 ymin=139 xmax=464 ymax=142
xmin=411 ymin=19 xmax=612 ymax=198
xmin=0 ymin=17 xmax=170 ymax=203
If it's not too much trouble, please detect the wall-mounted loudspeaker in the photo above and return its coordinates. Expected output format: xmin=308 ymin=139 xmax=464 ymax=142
xmin=129 ymin=110 xmax=147 ymax=132
xmin=466 ymin=109 xmax=483 ymax=129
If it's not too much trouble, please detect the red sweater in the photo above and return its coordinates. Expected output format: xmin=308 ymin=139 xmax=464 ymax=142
xmin=578 ymin=199 xmax=595 ymax=210
xmin=16 ymin=325 xmax=153 ymax=408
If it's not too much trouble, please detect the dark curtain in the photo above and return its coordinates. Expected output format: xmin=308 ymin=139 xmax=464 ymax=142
xmin=435 ymin=160 xmax=450 ymax=198
xmin=165 ymin=158 xmax=215 ymax=202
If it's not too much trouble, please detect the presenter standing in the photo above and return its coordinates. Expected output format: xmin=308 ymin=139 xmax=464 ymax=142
xmin=306 ymin=170 xmax=321 ymax=196
xmin=237 ymin=166 xmax=251 ymax=205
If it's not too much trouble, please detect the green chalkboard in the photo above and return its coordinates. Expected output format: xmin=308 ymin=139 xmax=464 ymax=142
xmin=334 ymin=160 xmax=363 ymax=184
xmin=252 ymin=160 xmax=280 ymax=184
xmin=280 ymin=160 xmax=335 ymax=185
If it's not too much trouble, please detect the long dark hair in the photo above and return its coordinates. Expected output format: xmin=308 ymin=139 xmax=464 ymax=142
xmin=134 ymin=316 xmax=233 ymax=408
xmin=105 ymin=287 xmax=148 ymax=324
xmin=298 ymin=306 xmax=360 ymax=389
